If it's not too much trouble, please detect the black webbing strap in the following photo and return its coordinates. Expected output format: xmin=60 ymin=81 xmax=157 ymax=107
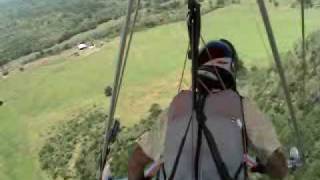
xmin=169 ymin=93 xmax=248 ymax=180
xmin=234 ymin=162 xmax=246 ymax=180
xmin=162 ymin=163 xmax=167 ymax=179
xmin=199 ymin=121 xmax=233 ymax=180
xmin=194 ymin=123 xmax=203 ymax=180
xmin=239 ymin=96 xmax=249 ymax=180
xmin=168 ymin=114 xmax=193 ymax=180
xmin=230 ymin=95 xmax=249 ymax=180
xmin=196 ymin=95 xmax=233 ymax=180
xmin=194 ymin=94 xmax=204 ymax=180
xmin=156 ymin=163 xmax=167 ymax=180
xmin=156 ymin=169 xmax=160 ymax=180
xmin=195 ymin=93 xmax=249 ymax=180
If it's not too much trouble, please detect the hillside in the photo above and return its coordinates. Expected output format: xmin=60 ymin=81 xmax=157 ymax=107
xmin=0 ymin=1 xmax=320 ymax=180
xmin=0 ymin=0 xmax=213 ymax=65
xmin=0 ymin=0 xmax=125 ymax=62
xmin=1 ymin=0 xmax=318 ymax=65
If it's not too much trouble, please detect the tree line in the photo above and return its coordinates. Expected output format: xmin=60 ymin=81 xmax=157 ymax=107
xmin=0 ymin=0 xmax=235 ymax=67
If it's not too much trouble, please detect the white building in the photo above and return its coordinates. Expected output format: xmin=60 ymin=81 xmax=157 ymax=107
xmin=77 ymin=43 xmax=88 ymax=50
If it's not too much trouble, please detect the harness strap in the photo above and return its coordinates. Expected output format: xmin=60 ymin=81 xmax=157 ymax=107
xmin=156 ymin=163 xmax=167 ymax=180
xmin=199 ymin=121 xmax=233 ymax=180
xmin=194 ymin=123 xmax=203 ymax=180
xmin=239 ymin=96 xmax=249 ymax=180
xmin=156 ymin=169 xmax=160 ymax=180
xmin=162 ymin=163 xmax=167 ymax=179
xmin=168 ymin=92 xmax=248 ymax=180
xmin=196 ymin=95 xmax=233 ymax=180
xmin=234 ymin=162 xmax=246 ymax=180
xmin=168 ymin=114 xmax=193 ymax=180
xmin=194 ymin=94 xmax=249 ymax=180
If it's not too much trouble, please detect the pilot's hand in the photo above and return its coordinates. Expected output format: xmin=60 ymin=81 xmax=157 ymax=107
xmin=250 ymin=157 xmax=266 ymax=174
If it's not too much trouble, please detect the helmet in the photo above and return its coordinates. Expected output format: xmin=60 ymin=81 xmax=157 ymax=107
xmin=198 ymin=40 xmax=236 ymax=66
xmin=197 ymin=39 xmax=238 ymax=91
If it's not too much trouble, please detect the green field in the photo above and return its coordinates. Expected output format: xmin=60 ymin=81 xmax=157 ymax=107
xmin=0 ymin=2 xmax=320 ymax=180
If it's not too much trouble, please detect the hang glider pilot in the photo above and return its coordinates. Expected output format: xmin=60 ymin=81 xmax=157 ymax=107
xmin=128 ymin=40 xmax=288 ymax=180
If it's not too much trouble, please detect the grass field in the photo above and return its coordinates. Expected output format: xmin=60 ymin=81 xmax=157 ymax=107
xmin=0 ymin=2 xmax=320 ymax=180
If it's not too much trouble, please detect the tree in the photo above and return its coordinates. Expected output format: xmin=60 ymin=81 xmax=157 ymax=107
xmin=232 ymin=0 xmax=241 ymax=4
xmin=209 ymin=0 xmax=214 ymax=8
xmin=304 ymin=0 xmax=313 ymax=7
xmin=217 ymin=0 xmax=225 ymax=7
xmin=0 ymin=59 xmax=8 ymax=73
xmin=0 ymin=60 xmax=8 ymax=68
xmin=292 ymin=0 xmax=313 ymax=8
xmin=152 ymin=0 xmax=171 ymax=6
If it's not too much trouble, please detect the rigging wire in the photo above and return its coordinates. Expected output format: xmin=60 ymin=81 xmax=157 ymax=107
xmin=187 ymin=0 xmax=201 ymax=178
xmin=101 ymin=0 xmax=194 ymax=176
xmin=168 ymin=113 xmax=194 ymax=180
xmin=300 ymin=0 xmax=307 ymax=113
xmin=248 ymin=0 xmax=274 ymax=63
xmin=115 ymin=0 xmax=141 ymax=109
xmin=247 ymin=0 xmax=284 ymax=107
xmin=256 ymin=0 xmax=305 ymax=161
xmin=105 ymin=0 xmax=135 ymax=135
xmin=99 ymin=0 xmax=137 ymax=178
xmin=177 ymin=45 xmax=190 ymax=93
xmin=250 ymin=0 xmax=306 ymax=160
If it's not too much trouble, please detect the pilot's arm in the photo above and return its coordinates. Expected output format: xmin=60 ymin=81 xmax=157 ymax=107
xmin=244 ymin=99 xmax=288 ymax=179
xmin=128 ymin=110 xmax=168 ymax=180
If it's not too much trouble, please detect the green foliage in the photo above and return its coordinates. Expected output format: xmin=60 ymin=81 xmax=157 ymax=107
xmin=110 ymin=104 xmax=162 ymax=177
xmin=216 ymin=0 xmax=225 ymax=7
xmin=291 ymin=0 xmax=316 ymax=8
xmin=39 ymin=108 xmax=106 ymax=179
xmin=0 ymin=59 xmax=8 ymax=67
xmin=0 ymin=0 xmax=120 ymax=60
xmin=246 ymin=30 xmax=320 ymax=179
xmin=0 ymin=0 xmax=173 ymax=63
xmin=39 ymin=104 xmax=162 ymax=179
xmin=302 ymin=0 xmax=314 ymax=7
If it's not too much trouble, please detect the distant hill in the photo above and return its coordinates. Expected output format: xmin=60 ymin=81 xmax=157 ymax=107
xmin=0 ymin=0 xmax=129 ymax=63
xmin=3 ymin=0 xmax=314 ymax=65
xmin=0 ymin=0 xmax=201 ymax=65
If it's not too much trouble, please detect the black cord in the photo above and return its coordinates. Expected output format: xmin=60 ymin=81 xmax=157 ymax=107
xmin=168 ymin=113 xmax=194 ymax=180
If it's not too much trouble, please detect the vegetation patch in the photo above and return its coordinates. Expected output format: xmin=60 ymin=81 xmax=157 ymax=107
xmin=248 ymin=30 xmax=320 ymax=179
xmin=39 ymin=104 xmax=162 ymax=179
